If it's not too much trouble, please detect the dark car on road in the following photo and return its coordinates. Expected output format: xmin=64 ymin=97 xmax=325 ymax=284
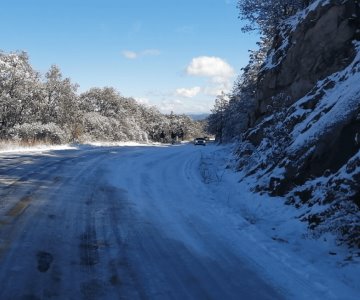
xmin=193 ymin=138 xmax=206 ymax=146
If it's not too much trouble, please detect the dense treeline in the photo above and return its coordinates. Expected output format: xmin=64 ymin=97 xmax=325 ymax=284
xmin=0 ymin=51 xmax=205 ymax=144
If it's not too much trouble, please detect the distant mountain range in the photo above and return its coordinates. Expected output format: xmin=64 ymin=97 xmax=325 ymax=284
xmin=187 ymin=113 xmax=209 ymax=121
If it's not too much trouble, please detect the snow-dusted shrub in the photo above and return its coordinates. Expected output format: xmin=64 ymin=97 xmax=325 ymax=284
xmin=82 ymin=112 xmax=149 ymax=142
xmin=82 ymin=112 xmax=123 ymax=141
xmin=11 ymin=122 xmax=67 ymax=144
xmin=120 ymin=117 xmax=148 ymax=142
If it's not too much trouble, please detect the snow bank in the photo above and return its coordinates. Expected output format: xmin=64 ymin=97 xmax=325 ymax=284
xmin=81 ymin=141 xmax=163 ymax=147
xmin=202 ymin=146 xmax=360 ymax=299
xmin=0 ymin=143 xmax=78 ymax=154
xmin=0 ymin=140 xmax=168 ymax=155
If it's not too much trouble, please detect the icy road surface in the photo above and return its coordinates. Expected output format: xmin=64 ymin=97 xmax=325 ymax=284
xmin=0 ymin=144 xmax=358 ymax=299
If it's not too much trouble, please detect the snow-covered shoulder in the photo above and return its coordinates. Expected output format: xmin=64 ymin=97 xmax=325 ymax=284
xmin=201 ymin=145 xmax=360 ymax=299
xmin=0 ymin=140 xmax=169 ymax=155
xmin=0 ymin=143 xmax=78 ymax=154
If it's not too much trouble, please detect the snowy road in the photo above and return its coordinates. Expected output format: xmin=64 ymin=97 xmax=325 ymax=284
xmin=0 ymin=144 xmax=281 ymax=299
xmin=0 ymin=144 xmax=358 ymax=299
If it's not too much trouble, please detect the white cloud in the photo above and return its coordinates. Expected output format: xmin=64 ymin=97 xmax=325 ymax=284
xmin=184 ymin=56 xmax=236 ymax=97
xmin=203 ymin=85 xmax=226 ymax=97
xmin=135 ymin=97 xmax=151 ymax=106
xmin=203 ymin=79 xmax=233 ymax=96
xmin=186 ymin=56 xmax=235 ymax=79
xmin=160 ymin=99 xmax=211 ymax=114
xmin=175 ymin=86 xmax=201 ymax=98
xmin=122 ymin=50 xmax=137 ymax=59
xmin=122 ymin=49 xmax=161 ymax=59
xmin=160 ymin=99 xmax=183 ymax=112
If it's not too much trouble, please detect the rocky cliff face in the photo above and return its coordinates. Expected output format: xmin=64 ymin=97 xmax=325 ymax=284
xmin=256 ymin=0 xmax=360 ymax=115
xmin=238 ymin=0 xmax=360 ymax=248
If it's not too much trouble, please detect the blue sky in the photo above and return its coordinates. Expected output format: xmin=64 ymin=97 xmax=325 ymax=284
xmin=0 ymin=0 xmax=259 ymax=114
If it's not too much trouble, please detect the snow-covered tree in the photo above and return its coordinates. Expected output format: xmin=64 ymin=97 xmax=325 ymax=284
xmin=207 ymin=92 xmax=229 ymax=142
xmin=0 ymin=51 xmax=42 ymax=136
xmin=41 ymin=65 xmax=80 ymax=140
xmin=0 ymin=50 xmax=207 ymax=144
xmin=80 ymin=87 xmax=153 ymax=141
xmin=79 ymin=87 xmax=126 ymax=118
xmin=166 ymin=113 xmax=205 ymax=141
xmin=237 ymin=0 xmax=307 ymax=36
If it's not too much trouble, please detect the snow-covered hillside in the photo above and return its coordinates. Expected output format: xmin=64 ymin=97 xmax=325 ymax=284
xmin=217 ymin=0 xmax=360 ymax=249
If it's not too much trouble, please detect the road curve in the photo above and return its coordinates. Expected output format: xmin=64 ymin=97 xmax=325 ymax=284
xmin=0 ymin=144 xmax=283 ymax=299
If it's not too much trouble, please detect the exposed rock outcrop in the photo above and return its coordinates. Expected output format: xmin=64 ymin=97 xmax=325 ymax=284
xmin=255 ymin=0 xmax=360 ymax=116
xmin=238 ymin=0 xmax=360 ymax=247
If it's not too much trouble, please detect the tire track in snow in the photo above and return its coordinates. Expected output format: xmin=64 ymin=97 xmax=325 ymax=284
xmin=103 ymin=144 xmax=283 ymax=299
xmin=0 ymin=144 xmax=285 ymax=299
xmin=0 ymin=147 xmax=130 ymax=299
